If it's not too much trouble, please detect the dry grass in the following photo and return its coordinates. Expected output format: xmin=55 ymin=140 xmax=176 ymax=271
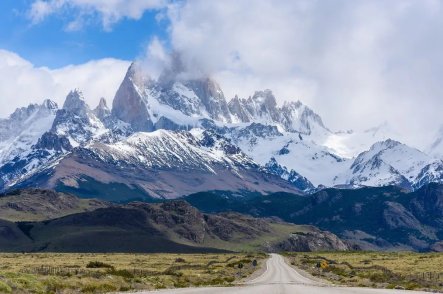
xmin=286 ymin=252 xmax=443 ymax=291
xmin=0 ymin=253 xmax=266 ymax=293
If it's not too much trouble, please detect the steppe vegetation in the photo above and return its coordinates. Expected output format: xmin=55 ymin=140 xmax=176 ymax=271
xmin=286 ymin=251 xmax=443 ymax=291
xmin=0 ymin=253 xmax=265 ymax=293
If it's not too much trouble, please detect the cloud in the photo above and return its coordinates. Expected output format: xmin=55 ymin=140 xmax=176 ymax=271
xmin=28 ymin=0 xmax=167 ymax=30
xmin=23 ymin=0 xmax=443 ymax=149
xmin=0 ymin=49 xmax=130 ymax=117
xmin=156 ymin=0 xmax=443 ymax=148
xmin=139 ymin=36 xmax=171 ymax=79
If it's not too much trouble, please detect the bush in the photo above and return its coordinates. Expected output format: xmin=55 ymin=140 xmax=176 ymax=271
xmin=86 ymin=261 xmax=114 ymax=269
xmin=164 ymin=269 xmax=183 ymax=277
xmin=81 ymin=282 xmax=118 ymax=293
xmin=405 ymin=282 xmax=419 ymax=290
xmin=175 ymin=258 xmax=186 ymax=263
xmin=368 ymin=272 xmax=390 ymax=283
xmin=107 ymin=269 xmax=134 ymax=279
xmin=224 ymin=277 xmax=235 ymax=283
xmin=0 ymin=281 xmax=12 ymax=293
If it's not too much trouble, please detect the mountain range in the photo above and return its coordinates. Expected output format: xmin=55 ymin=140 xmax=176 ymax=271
xmin=0 ymin=189 xmax=348 ymax=253
xmin=184 ymin=183 xmax=443 ymax=251
xmin=1 ymin=61 xmax=443 ymax=198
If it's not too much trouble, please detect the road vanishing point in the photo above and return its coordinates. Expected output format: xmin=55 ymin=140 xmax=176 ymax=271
xmin=138 ymin=253 xmax=429 ymax=294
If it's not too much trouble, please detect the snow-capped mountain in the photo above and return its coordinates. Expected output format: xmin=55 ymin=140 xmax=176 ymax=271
xmin=52 ymin=89 xmax=108 ymax=147
xmin=227 ymin=123 xmax=350 ymax=188
xmin=229 ymin=90 xmax=326 ymax=135
xmin=112 ymin=63 xmax=232 ymax=133
xmin=0 ymin=99 xmax=58 ymax=165
xmin=9 ymin=128 xmax=297 ymax=198
xmin=335 ymin=139 xmax=443 ymax=189
xmin=1 ymin=61 xmax=442 ymax=197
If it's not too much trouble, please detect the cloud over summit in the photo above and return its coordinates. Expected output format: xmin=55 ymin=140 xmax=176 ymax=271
xmin=153 ymin=0 xmax=443 ymax=148
xmin=5 ymin=0 xmax=443 ymax=150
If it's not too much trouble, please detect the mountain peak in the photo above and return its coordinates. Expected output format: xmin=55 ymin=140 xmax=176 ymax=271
xmin=371 ymin=139 xmax=402 ymax=151
xmin=180 ymin=77 xmax=232 ymax=123
xmin=126 ymin=62 xmax=153 ymax=89
xmin=98 ymin=97 xmax=107 ymax=107
xmin=42 ymin=99 xmax=58 ymax=110
xmin=93 ymin=97 xmax=110 ymax=120
xmin=8 ymin=99 xmax=58 ymax=122
xmin=62 ymin=89 xmax=92 ymax=118
xmin=251 ymin=89 xmax=277 ymax=109
xmin=283 ymin=100 xmax=303 ymax=109
xmin=112 ymin=64 xmax=154 ymax=132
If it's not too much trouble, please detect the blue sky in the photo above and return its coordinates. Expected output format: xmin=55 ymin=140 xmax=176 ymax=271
xmin=0 ymin=0 xmax=168 ymax=68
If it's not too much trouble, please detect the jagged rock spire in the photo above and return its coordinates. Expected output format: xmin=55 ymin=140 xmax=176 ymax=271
xmin=93 ymin=97 xmax=111 ymax=120
xmin=62 ymin=89 xmax=92 ymax=118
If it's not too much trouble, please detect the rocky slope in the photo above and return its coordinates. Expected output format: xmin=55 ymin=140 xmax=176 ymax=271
xmin=0 ymin=188 xmax=109 ymax=221
xmin=0 ymin=190 xmax=348 ymax=253
xmin=184 ymin=183 xmax=443 ymax=252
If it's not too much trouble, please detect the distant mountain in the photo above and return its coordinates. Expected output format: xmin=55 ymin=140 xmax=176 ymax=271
xmin=335 ymin=139 xmax=443 ymax=189
xmin=229 ymin=90 xmax=326 ymax=134
xmin=0 ymin=189 xmax=348 ymax=253
xmin=18 ymin=129 xmax=297 ymax=199
xmin=1 ymin=61 xmax=442 ymax=196
xmin=0 ymin=188 xmax=109 ymax=222
xmin=184 ymin=183 xmax=443 ymax=252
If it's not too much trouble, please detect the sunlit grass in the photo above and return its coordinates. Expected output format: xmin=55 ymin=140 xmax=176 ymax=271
xmin=286 ymin=251 xmax=443 ymax=291
xmin=0 ymin=252 xmax=266 ymax=293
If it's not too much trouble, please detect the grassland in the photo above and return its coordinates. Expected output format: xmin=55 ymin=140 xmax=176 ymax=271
xmin=285 ymin=251 xmax=443 ymax=292
xmin=0 ymin=252 xmax=266 ymax=293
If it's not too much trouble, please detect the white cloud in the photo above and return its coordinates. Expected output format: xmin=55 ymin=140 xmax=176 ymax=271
xmin=159 ymin=0 xmax=443 ymax=149
xmin=28 ymin=0 xmax=167 ymax=30
xmin=139 ymin=36 xmax=171 ymax=79
xmin=0 ymin=49 xmax=130 ymax=117
xmin=22 ymin=0 xmax=443 ymax=149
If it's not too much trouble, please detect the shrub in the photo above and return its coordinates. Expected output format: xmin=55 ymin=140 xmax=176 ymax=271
xmin=86 ymin=261 xmax=114 ymax=269
xmin=175 ymin=258 xmax=186 ymax=263
xmin=107 ymin=269 xmax=134 ymax=279
xmin=163 ymin=267 xmax=183 ymax=277
xmin=81 ymin=282 xmax=118 ymax=293
xmin=0 ymin=281 xmax=12 ymax=293
xmin=225 ymin=277 xmax=235 ymax=283
xmin=368 ymin=272 xmax=390 ymax=283
xmin=405 ymin=282 xmax=419 ymax=290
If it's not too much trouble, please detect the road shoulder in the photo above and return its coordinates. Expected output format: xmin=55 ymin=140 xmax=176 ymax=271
xmin=238 ymin=254 xmax=269 ymax=284
xmin=282 ymin=254 xmax=332 ymax=285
